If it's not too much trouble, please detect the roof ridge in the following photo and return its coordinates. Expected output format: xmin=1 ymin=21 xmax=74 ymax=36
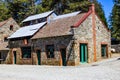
xmin=0 ymin=19 xmax=9 ymax=27
xmin=22 ymin=10 xmax=54 ymax=22
xmin=0 ymin=17 xmax=14 ymax=27
xmin=53 ymin=11 xmax=81 ymax=20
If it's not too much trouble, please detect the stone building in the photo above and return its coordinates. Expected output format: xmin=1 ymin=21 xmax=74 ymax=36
xmin=7 ymin=5 xmax=111 ymax=66
xmin=7 ymin=11 xmax=57 ymax=64
xmin=0 ymin=18 xmax=19 ymax=63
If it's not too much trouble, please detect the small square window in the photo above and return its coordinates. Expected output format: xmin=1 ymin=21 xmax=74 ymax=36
xmin=46 ymin=45 xmax=54 ymax=58
xmin=10 ymin=25 xmax=13 ymax=31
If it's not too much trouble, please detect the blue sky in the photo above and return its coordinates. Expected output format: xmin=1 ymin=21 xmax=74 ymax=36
xmin=98 ymin=0 xmax=114 ymax=21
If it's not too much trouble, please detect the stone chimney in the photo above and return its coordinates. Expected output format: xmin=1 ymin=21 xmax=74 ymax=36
xmin=91 ymin=3 xmax=97 ymax=62
xmin=91 ymin=4 xmax=95 ymax=13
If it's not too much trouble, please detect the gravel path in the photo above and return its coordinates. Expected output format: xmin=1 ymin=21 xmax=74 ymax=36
xmin=0 ymin=57 xmax=120 ymax=80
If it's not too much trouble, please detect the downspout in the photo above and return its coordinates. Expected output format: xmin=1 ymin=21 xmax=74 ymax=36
xmin=92 ymin=4 xmax=97 ymax=61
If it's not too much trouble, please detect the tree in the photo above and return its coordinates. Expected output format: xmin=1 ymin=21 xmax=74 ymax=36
xmin=41 ymin=0 xmax=70 ymax=14
xmin=0 ymin=2 xmax=11 ymax=21
xmin=92 ymin=0 xmax=108 ymax=26
xmin=68 ymin=0 xmax=91 ymax=13
xmin=6 ymin=0 xmax=33 ymax=23
xmin=0 ymin=0 xmax=107 ymax=27
xmin=109 ymin=0 xmax=120 ymax=40
xmin=41 ymin=0 xmax=90 ymax=14
xmin=40 ymin=0 xmax=107 ymax=26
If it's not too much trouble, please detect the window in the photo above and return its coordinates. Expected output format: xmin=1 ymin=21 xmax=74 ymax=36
xmin=23 ymin=39 xmax=28 ymax=45
xmin=23 ymin=22 xmax=31 ymax=26
xmin=38 ymin=19 xmax=41 ymax=23
xmin=101 ymin=45 xmax=107 ymax=57
xmin=10 ymin=25 xmax=13 ymax=31
xmin=21 ymin=47 xmax=31 ymax=58
xmin=41 ymin=17 xmax=47 ymax=22
xmin=4 ymin=37 xmax=8 ymax=42
xmin=46 ymin=45 xmax=54 ymax=58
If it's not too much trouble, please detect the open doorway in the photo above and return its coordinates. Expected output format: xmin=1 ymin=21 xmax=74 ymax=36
xmin=13 ymin=51 xmax=17 ymax=64
xmin=60 ymin=48 xmax=66 ymax=66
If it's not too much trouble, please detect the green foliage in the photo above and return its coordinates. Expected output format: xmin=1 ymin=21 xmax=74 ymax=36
xmin=41 ymin=0 xmax=70 ymax=14
xmin=68 ymin=0 xmax=91 ymax=13
xmin=7 ymin=0 xmax=35 ymax=24
xmin=93 ymin=0 xmax=108 ymax=26
xmin=40 ymin=0 xmax=90 ymax=14
xmin=0 ymin=2 xmax=11 ymax=21
xmin=109 ymin=0 xmax=120 ymax=40
xmin=41 ymin=0 xmax=107 ymax=26
xmin=0 ymin=0 xmax=107 ymax=28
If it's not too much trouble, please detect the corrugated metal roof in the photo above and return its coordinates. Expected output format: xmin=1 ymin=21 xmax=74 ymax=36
xmin=53 ymin=11 xmax=81 ymax=20
xmin=22 ymin=11 xmax=54 ymax=22
xmin=8 ymin=22 xmax=46 ymax=39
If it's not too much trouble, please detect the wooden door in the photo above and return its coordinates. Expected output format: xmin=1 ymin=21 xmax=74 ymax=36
xmin=80 ymin=44 xmax=88 ymax=63
xmin=36 ymin=50 xmax=41 ymax=65
xmin=60 ymin=48 xmax=66 ymax=66
xmin=101 ymin=45 xmax=107 ymax=57
xmin=13 ymin=51 xmax=16 ymax=64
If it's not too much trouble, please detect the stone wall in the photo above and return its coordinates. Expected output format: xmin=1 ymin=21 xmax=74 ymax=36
xmin=73 ymin=14 xmax=111 ymax=63
xmin=6 ymin=48 xmax=32 ymax=64
xmin=0 ymin=18 xmax=19 ymax=42
xmin=0 ymin=18 xmax=20 ymax=64
xmin=32 ymin=35 xmax=76 ymax=66
xmin=95 ymin=15 xmax=111 ymax=59
xmin=74 ymin=14 xmax=94 ymax=63
xmin=0 ymin=50 xmax=9 ymax=64
xmin=7 ymin=35 xmax=76 ymax=65
xmin=9 ymin=38 xmax=31 ymax=48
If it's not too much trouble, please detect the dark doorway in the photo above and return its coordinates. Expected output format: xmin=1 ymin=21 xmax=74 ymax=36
xmin=80 ymin=44 xmax=88 ymax=63
xmin=60 ymin=48 xmax=66 ymax=66
xmin=36 ymin=50 xmax=41 ymax=65
xmin=101 ymin=45 xmax=107 ymax=57
xmin=13 ymin=51 xmax=17 ymax=64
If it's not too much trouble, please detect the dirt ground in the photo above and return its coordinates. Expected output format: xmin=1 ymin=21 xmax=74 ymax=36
xmin=111 ymin=53 xmax=120 ymax=58
xmin=0 ymin=53 xmax=119 ymax=80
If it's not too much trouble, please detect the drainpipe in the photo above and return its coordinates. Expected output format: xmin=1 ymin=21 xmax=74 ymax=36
xmin=91 ymin=4 xmax=97 ymax=61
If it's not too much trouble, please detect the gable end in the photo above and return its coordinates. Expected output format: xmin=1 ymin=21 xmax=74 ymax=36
xmin=72 ymin=10 xmax=92 ymax=28
xmin=95 ymin=13 xmax=110 ymax=32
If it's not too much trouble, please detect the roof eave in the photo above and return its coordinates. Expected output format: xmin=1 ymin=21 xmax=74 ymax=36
xmin=32 ymin=34 xmax=73 ymax=40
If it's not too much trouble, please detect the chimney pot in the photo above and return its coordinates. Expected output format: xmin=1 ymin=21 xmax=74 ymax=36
xmin=91 ymin=4 xmax=95 ymax=13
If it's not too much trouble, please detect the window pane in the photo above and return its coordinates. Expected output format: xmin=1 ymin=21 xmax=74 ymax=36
xmin=46 ymin=45 xmax=54 ymax=58
xmin=21 ymin=47 xmax=31 ymax=58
